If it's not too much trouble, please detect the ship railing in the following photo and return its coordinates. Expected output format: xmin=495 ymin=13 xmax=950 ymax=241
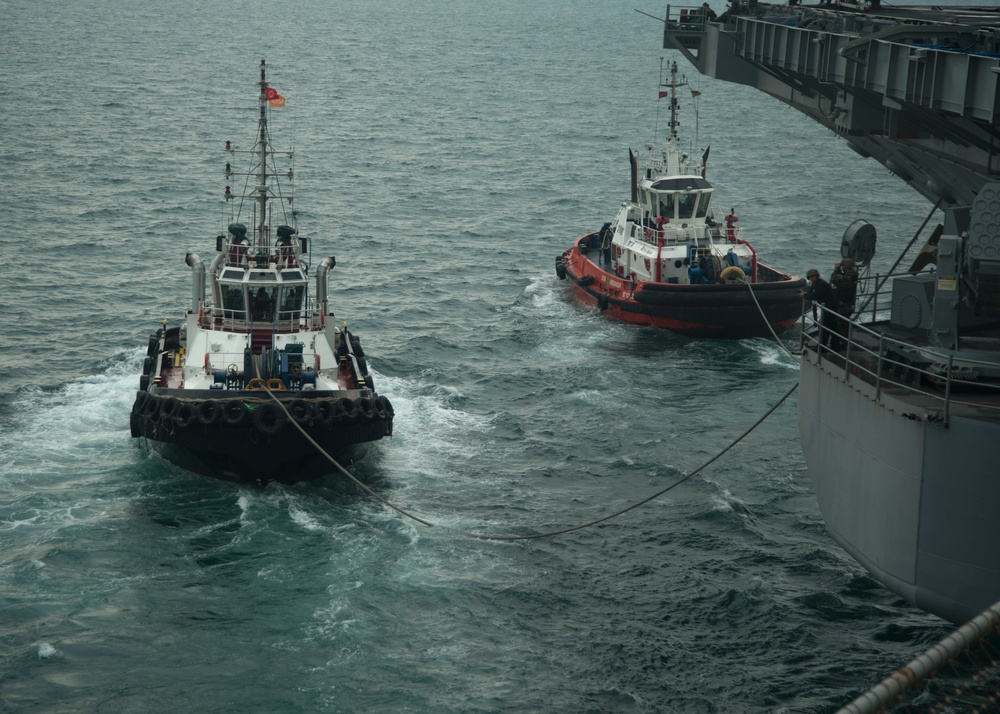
xmin=203 ymin=349 xmax=321 ymax=377
xmin=800 ymin=303 xmax=1000 ymax=427
xmin=665 ymin=4 xmax=711 ymax=32
xmin=199 ymin=306 xmax=321 ymax=332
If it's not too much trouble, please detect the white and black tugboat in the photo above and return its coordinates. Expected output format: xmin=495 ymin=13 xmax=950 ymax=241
xmin=556 ymin=61 xmax=804 ymax=338
xmin=130 ymin=60 xmax=393 ymax=485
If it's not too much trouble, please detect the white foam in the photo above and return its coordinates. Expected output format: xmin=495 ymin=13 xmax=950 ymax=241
xmin=37 ymin=643 xmax=59 ymax=659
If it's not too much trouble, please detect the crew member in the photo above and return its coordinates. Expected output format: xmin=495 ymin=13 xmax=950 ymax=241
xmin=803 ymin=268 xmax=840 ymax=349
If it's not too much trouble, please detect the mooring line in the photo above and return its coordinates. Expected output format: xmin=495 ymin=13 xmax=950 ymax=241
xmin=262 ymin=380 xmax=799 ymax=542
xmin=744 ymin=278 xmax=798 ymax=359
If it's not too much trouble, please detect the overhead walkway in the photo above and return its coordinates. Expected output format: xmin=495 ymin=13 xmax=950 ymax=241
xmin=663 ymin=2 xmax=1000 ymax=209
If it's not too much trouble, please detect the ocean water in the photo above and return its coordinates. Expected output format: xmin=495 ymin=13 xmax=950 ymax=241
xmin=0 ymin=0 xmax=971 ymax=711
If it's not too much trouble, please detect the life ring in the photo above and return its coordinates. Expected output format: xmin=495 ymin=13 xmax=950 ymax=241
xmin=288 ymin=399 xmax=314 ymax=425
xmin=222 ymin=400 xmax=247 ymax=426
xmin=175 ymin=402 xmax=196 ymax=428
xmin=252 ymin=402 xmax=287 ymax=435
xmin=197 ymin=400 xmax=221 ymax=426
xmin=720 ymin=266 xmax=746 ymax=283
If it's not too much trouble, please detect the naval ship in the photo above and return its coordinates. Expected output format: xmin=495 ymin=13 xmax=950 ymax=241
xmin=664 ymin=2 xmax=1000 ymax=624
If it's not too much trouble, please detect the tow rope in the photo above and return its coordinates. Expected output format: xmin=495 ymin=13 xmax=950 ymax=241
xmin=262 ymin=380 xmax=799 ymax=541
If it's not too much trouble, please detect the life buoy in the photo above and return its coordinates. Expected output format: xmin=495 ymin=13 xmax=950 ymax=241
xmin=197 ymin=400 xmax=221 ymax=426
xmin=720 ymin=266 xmax=746 ymax=283
xmin=252 ymin=402 xmax=287 ymax=436
xmin=222 ymin=400 xmax=247 ymax=426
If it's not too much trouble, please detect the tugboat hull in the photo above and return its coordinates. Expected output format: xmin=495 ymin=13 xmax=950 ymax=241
xmin=560 ymin=235 xmax=805 ymax=339
xmin=131 ymin=390 xmax=393 ymax=485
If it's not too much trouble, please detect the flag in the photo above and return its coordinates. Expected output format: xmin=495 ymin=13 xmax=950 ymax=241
xmin=658 ymin=90 xmax=669 ymax=98
xmin=691 ymin=90 xmax=701 ymax=97
xmin=265 ymin=87 xmax=285 ymax=107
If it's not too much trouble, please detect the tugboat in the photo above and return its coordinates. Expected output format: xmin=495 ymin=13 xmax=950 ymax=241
xmin=555 ymin=61 xmax=804 ymax=338
xmin=130 ymin=60 xmax=394 ymax=485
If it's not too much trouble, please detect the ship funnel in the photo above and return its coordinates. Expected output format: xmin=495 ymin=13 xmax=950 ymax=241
xmin=316 ymin=256 xmax=337 ymax=313
xmin=630 ymin=149 xmax=638 ymax=204
xmin=185 ymin=253 xmax=206 ymax=312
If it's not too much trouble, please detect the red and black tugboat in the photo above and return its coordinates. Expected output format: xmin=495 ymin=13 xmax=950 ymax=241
xmin=130 ymin=60 xmax=393 ymax=485
xmin=556 ymin=61 xmax=804 ymax=338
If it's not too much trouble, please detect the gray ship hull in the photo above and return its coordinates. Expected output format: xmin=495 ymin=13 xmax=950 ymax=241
xmin=799 ymin=348 xmax=1000 ymax=624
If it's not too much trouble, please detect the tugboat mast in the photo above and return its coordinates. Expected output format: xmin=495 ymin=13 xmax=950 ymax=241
xmin=256 ymin=59 xmax=271 ymax=252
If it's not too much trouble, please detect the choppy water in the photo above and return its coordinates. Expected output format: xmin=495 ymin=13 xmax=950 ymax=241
xmin=0 ymin=0 xmax=971 ymax=711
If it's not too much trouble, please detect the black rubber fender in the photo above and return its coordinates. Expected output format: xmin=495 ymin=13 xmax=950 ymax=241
xmin=598 ymin=294 xmax=609 ymax=311
xmin=142 ymin=356 xmax=154 ymax=375
xmin=139 ymin=374 xmax=150 ymax=392
xmin=132 ymin=391 xmax=150 ymax=414
xmin=146 ymin=334 xmax=159 ymax=356
xmin=578 ymin=275 xmax=594 ymax=287
xmin=555 ymin=261 xmax=567 ymax=280
xmin=222 ymin=400 xmax=247 ymax=426
xmin=197 ymin=400 xmax=222 ymax=426
xmin=159 ymin=397 xmax=180 ymax=421
xmin=175 ymin=402 xmax=196 ymax=428
xmin=314 ymin=399 xmax=338 ymax=426
xmin=252 ymin=402 xmax=287 ymax=435
xmin=142 ymin=395 xmax=161 ymax=420
xmin=288 ymin=399 xmax=314 ymax=425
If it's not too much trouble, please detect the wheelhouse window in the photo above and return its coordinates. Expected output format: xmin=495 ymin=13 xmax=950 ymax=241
xmin=678 ymin=193 xmax=698 ymax=220
xmin=279 ymin=284 xmax=306 ymax=321
xmin=696 ymin=192 xmax=711 ymax=218
xmin=220 ymin=282 xmax=246 ymax=319
xmin=656 ymin=193 xmax=677 ymax=220
xmin=250 ymin=285 xmax=278 ymax=322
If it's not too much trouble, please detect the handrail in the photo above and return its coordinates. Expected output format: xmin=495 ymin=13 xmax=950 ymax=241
xmin=801 ymin=307 xmax=1000 ymax=424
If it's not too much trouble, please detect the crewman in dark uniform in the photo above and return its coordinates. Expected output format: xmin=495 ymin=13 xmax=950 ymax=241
xmin=803 ymin=267 xmax=840 ymax=349
xmin=829 ymin=258 xmax=859 ymax=347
